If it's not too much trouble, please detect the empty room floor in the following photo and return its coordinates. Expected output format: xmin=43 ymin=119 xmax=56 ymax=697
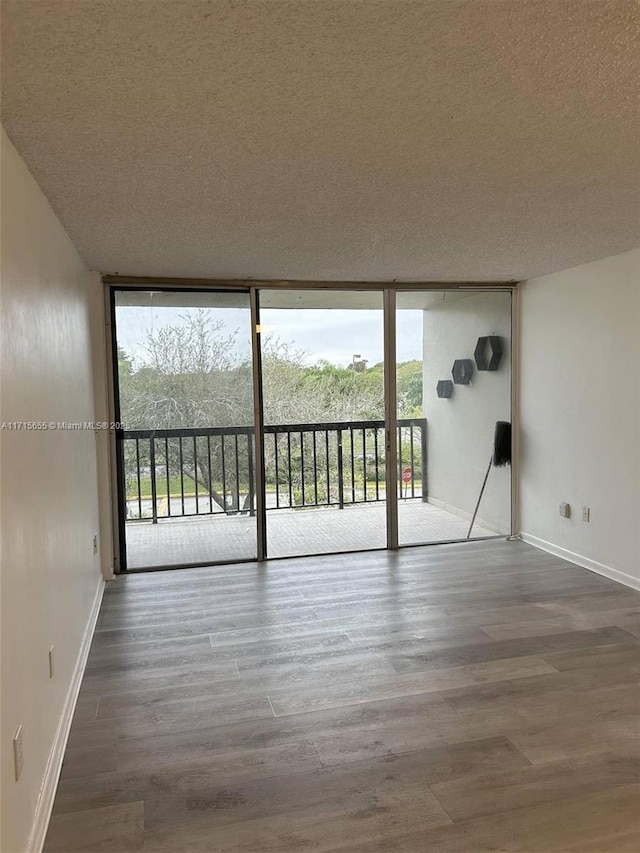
xmin=44 ymin=540 xmax=640 ymax=852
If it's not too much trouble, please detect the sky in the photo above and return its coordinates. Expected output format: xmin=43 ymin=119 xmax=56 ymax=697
xmin=116 ymin=305 xmax=424 ymax=368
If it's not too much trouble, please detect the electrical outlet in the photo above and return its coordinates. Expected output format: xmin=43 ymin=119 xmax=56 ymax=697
xmin=13 ymin=726 xmax=24 ymax=781
xmin=93 ymin=534 xmax=98 ymax=555
xmin=49 ymin=646 xmax=55 ymax=678
xmin=582 ymin=506 xmax=591 ymax=522
xmin=559 ymin=502 xmax=571 ymax=518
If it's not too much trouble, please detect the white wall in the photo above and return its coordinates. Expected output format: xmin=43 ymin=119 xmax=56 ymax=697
xmin=519 ymin=249 xmax=640 ymax=587
xmin=422 ymin=292 xmax=512 ymax=534
xmin=0 ymin=128 xmax=103 ymax=852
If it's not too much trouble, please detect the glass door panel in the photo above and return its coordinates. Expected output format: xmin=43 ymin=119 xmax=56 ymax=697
xmin=258 ymin=289 xmax=386 ymax=558
xmin=396 ymin=290 xmax=512 ymax=545
xmin=113 ymin=289 xmax=256 ymax=568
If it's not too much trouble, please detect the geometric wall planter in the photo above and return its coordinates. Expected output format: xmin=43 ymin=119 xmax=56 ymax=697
xmin=474 ymin=335 xmax=503 ymax=371
xmin=451 ymin=358 xmax=474 ymax=385
xmin=436 ymin=379 xmax=454 ymax=398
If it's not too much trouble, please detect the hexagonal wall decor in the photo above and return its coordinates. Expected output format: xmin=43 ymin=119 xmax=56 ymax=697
xmin=452 ymin=359 xmax=474 ymax=385
xmin=474 ymin=335 xmax=503 ymax=371
xmin=436 ymin=379 xmax=453 ymax=398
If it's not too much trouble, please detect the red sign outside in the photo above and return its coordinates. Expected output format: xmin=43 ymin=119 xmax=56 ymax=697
xmin=401 ymin=467 xmax=412 ymax=483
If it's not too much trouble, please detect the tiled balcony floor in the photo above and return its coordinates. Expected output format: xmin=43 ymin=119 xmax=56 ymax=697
xmin=125 ymin=501 xmax=496 ymax=568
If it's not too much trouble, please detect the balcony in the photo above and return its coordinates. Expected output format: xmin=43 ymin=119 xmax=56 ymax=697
xmin=121 ymin=418 xmax=493 ymax=567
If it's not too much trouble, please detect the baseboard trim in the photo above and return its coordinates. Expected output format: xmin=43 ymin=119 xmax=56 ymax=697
xmin=27 ymin=576 xmax=105 ymax=853
xmin=520 ymin=532 xmax=640 ymax=591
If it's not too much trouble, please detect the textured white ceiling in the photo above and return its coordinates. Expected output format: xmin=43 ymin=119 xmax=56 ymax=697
xmin=1 ymin=0 xmax=638 ymax=281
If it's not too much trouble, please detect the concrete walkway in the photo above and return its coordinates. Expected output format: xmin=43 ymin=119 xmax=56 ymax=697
xmin=124 ymin=500 xmax=496 ymax=568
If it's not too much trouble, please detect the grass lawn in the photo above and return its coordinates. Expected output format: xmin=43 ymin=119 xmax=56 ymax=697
xmin=128 ymin=475 xmax=422 ymax=500
xmin=128 ymin=474 xmax=200 ymax=499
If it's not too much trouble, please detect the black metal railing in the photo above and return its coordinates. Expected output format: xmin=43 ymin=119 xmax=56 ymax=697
xmin=121 ymin=418 xmax=427 ymax=522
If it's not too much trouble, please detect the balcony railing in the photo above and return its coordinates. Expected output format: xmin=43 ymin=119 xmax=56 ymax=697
xmin=121 ymin=418 xmax=427 ymax=523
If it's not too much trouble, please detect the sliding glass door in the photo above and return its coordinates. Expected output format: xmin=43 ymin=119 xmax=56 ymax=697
xmin=113 ymin=289 xmax=257 ymax=569
xmin=111 ymin=285 xmax=512 ymax=569
xmin=257 ymin=289 xmax=387 ymax=558
xmin=395 ymin=290 xmax=512 ymax=545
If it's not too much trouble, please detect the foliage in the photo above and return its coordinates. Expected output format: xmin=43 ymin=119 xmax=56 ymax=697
xmin=118 ymin=311 xmax=423 ymax=512
xmin=397 ymin=360 xmax=423 ymax=416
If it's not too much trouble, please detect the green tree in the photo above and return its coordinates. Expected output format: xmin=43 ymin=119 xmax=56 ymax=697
xmin=118 ymin=312 xmax=422 ymax=513
xmin=397 ymin=360 xmax=423 ymax=416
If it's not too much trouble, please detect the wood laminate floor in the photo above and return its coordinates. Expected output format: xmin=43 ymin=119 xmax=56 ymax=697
xmin=44 ymin=540 xmax=640 ymax=852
